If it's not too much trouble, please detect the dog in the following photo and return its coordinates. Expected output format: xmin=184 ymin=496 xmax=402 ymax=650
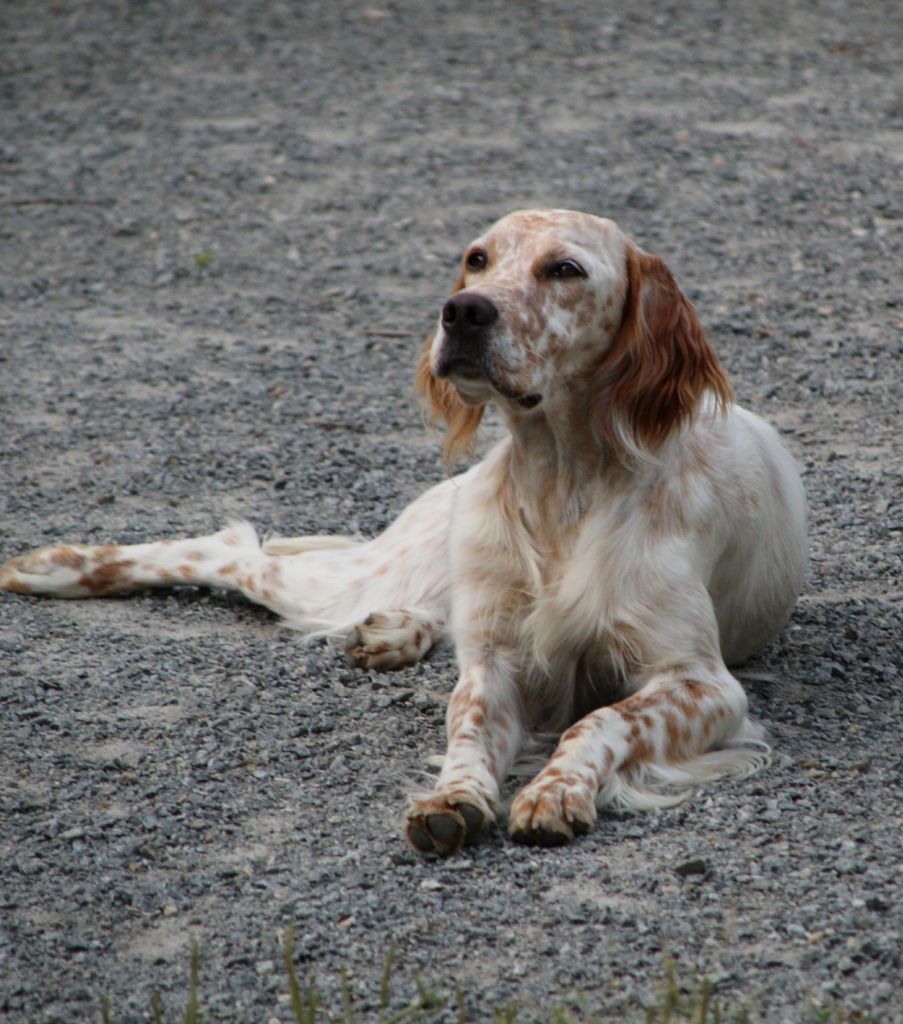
xmin=1 ymin=209 xmax=807 ymax=855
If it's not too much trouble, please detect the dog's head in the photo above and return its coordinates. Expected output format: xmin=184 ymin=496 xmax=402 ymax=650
xmin=418 ymin=209 xmax=732 ymax=463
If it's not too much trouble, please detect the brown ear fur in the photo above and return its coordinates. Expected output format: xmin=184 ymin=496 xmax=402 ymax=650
xmin=414 ymin=272 xmax=485 ymax=465
xmin=592 ymin=243 xmax=733 ymax=452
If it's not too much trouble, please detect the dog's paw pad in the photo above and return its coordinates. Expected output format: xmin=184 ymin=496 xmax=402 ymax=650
xmin=406 ymin=807 xmax=466 ymax=856
xmin=405 ymin=797 xmax=487 ymax=856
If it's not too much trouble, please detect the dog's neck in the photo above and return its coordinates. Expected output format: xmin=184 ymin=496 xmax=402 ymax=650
xmin=501 ymin=396 xmax=617 ymax=544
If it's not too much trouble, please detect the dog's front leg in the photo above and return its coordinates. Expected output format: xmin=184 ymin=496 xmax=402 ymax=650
xmin=508 ymin=663 xmax=752 ymax=847
xmin=406 ymin=649 xmax=524 ymax=855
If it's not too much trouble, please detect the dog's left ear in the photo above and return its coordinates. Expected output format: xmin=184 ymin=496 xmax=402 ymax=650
xmin=415 ymin=272 xmax=485 ymax=465
xmin=592 ymin=242 xmax=733 ymax=453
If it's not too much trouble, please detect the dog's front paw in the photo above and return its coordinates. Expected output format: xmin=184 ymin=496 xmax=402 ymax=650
xmin=508 ymin=771 xmax=597 ymax=847
xmin=405 ymin=792 xmax=492 ymax=856
xmin=345 ymin=610 xmax=434 ymax=671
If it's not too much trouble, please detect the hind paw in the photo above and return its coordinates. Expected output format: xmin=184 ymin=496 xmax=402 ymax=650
xmin=2 ymin=545 xmax=91 ymax=597
xmin=345 ymin=610 xmax=435 ymax=671
xmin=1 ymin=543 xmax=134 ymax=598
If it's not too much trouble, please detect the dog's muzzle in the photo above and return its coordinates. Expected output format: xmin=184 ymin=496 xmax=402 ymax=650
xmin=435 ymin=291 xmax=542 ymax=410
xmin=435 ymin=292 xmax=499 ymax=378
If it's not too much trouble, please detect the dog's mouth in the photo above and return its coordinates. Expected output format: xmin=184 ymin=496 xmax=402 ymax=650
xmin=441 ymin=358 xmax=543 ymax=410
xmin=443 ymin=358 xmax=484 ymax=381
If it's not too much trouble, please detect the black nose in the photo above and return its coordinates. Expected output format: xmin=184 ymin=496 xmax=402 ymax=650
xmin=441 ymin=292 xmax=499 ymax=340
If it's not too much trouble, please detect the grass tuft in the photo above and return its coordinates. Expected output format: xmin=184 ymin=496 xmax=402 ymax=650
xmin=283 ymin=927 xmax=319 ymax=1024
xmin=96 ymin=936 xmax=869 ymax=1024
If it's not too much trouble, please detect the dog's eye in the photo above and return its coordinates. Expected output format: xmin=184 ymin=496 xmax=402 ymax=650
xmin=465 ymin=249 xmax=488 ymax=272
xmin=548 ymin=259 xmax=585 ymax=281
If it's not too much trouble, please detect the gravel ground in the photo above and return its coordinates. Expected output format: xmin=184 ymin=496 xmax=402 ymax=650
xmin=1 ymin=2 xmax=901 ymax=1022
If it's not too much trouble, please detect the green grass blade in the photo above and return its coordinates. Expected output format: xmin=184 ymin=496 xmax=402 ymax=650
xmin=305 ymin=974 xmax=321 ymax=1023
xmin=697 ymin=977 xmax=711 ymax=1024
xmin=283 ymin=928 xmax=307 ymax=1024
xmin=455 ymin=982 xmax=467 ymax=1024
xmin=181 ymin=940 xmax=201 ymax=1024
xmin=341 ymin=969 xmax=356 ymax=1023
xmin=379 ymin=941 xmax=397 ymax=1012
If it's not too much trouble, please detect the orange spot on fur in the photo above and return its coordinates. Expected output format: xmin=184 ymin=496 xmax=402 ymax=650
xmin=80 ymin=559 xmax=135 ymax=594
xmin=50 ymin=547 xmax=86 ymax=571
xmin=662 ymin=712 xmax=681 ymax=758
xmin=623 ymin=737 xmax=654 ymax=770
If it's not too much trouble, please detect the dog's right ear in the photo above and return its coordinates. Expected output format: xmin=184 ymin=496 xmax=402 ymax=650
xmin=415 ymin=272 xmax=485 ymax=466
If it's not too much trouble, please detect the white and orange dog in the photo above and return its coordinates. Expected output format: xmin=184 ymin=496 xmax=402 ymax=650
xmin=1 ymin=210 xmax=807 ymax=855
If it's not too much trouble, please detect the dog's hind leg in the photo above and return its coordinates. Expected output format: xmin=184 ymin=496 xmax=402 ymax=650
xmin=0 ymin=522 xmax=298 ymax=616
xmin=3 ymin=475 xmax=463 ymax=659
